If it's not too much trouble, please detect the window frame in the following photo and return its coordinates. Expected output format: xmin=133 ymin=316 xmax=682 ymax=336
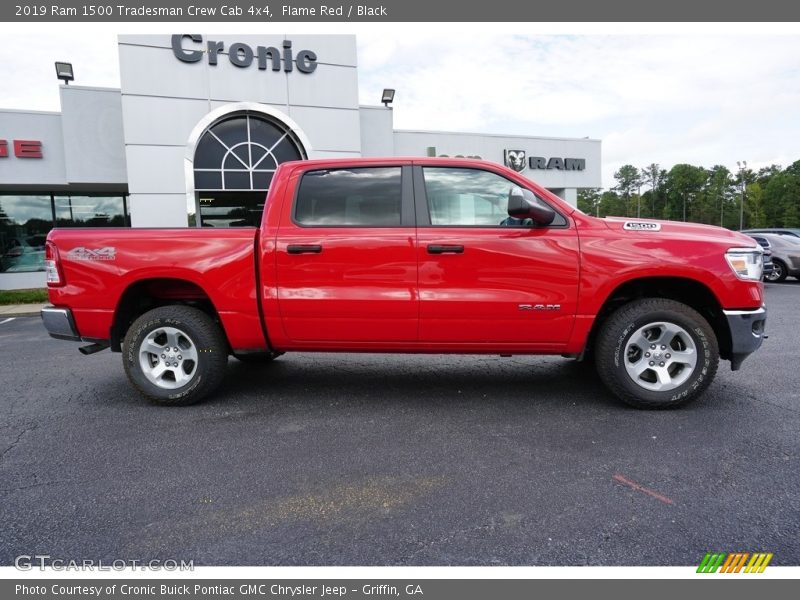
xmin=0 ymin=192 xmax=130 ymax=274
xmin=197 ymin=191 xmax=266 ymax=228
xmin=291 ymin=165 xmax=416 ymax=229
xmin=53 ymin=194 xmax=130 ymax=228
xmin=412 ymin=165 xmax=569 ymax=229
xmin=194 ymin=113 xmax=305 ymax=193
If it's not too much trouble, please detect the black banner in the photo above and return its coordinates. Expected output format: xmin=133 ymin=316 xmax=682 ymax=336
xmin=3 ymin=0 xmax=800 ymax=22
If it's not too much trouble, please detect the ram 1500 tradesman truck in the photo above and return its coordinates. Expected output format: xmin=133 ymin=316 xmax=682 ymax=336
xmin=40 ymin=158 xmax=767 ymax=409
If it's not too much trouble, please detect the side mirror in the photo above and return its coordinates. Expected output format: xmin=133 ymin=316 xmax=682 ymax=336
xmin=508 ymin=187 xmax=556 ymax=226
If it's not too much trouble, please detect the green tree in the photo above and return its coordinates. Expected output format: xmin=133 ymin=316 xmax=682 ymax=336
xmin=599 ymin=190 xmax=625 ymax=217
xmin=783 ymin=199 xmax=800 ymax=227
xmin=764 ymin=160 xmax=800 ymax=226
xmin=705 ymin=165 xmax=734 ymax=228
xmin=745 ymin=182 xmax=767 ymax=229
xmin=613 ymin=164 xmax=643 ymax=217
xmin=640 ymin=163 xmax=663 ymax=219
xmin=593 ymin=157 xmax=800 ymax=227
xmin=664 ymin=164 xmax=708 ymax=222
xmin=756 ymin=164 xmax=781 ymax=187
xmin=577 ymin=188 xmax=601 ymax=216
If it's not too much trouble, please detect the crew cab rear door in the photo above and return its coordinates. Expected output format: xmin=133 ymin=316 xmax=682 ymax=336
xmin=413 ymin=164 xmax=580 ymax=346
xmin=275 ymin=163 xmax=418 ymax=344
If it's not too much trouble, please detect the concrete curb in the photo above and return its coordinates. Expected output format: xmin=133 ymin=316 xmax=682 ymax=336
xmin=0 ymin=303 xmax=47 ymax=318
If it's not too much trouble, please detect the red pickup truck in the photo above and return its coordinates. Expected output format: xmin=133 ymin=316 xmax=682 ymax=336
xmin=41 ymin=158 xmax=767 ymax=409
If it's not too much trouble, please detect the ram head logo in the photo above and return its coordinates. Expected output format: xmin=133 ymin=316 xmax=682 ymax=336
xmin=504 ymin=149 xmax=527 ymax=172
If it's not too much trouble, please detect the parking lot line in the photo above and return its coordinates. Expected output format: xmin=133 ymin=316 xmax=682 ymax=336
xmin=0 ymin=317 xmax=15 ymax=325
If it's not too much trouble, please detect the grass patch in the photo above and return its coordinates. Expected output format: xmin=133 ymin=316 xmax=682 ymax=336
xmin=0 ymin=288 xmax=49 ymax=305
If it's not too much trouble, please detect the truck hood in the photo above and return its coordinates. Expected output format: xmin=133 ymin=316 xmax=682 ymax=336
xmin=601 ymin=217 xmax=759 ymax=248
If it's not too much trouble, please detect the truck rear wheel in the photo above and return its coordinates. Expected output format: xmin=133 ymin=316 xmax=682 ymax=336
xmin=122 ymin=305 xmax=228 ymax=406
xmin=594 ymin=298 xmax=719 ymax=409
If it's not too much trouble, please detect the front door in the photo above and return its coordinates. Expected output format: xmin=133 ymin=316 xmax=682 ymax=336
xmin=414 ymin=165 xmax=580 ymax=347
xmin=275 ymin=165 xmax=418 ymax=344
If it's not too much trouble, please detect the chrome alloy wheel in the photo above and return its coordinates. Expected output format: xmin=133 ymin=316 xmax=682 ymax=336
xmin=765 ymin=262 xmax=783 ymax=282
xmin=138 ymin=326 xmax=199 ymax=390
xmin=623 ymin=321 xmax=697 ymax=392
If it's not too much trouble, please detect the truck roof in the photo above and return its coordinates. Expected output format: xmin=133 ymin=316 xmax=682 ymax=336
xmin=278 ymin=156 xmax=515 ymax=169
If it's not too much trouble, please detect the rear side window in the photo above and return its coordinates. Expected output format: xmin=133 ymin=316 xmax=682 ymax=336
xmin=295 ymin=167 xmax=402 ymax=226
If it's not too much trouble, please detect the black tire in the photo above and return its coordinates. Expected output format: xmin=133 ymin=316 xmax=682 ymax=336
xmin=233 ymin=351 xmax=284 ymax=363
xmin=123 ymin=305 xmax=228 ymax=406
xmin=766 ymin=259 xmax=787 ymax=283
xmin=594 ymin=298 xmax=719 ymax=409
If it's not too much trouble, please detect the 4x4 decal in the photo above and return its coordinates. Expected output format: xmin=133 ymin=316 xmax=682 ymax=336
xmin=66 ymin=247 xmax=116 ymax=261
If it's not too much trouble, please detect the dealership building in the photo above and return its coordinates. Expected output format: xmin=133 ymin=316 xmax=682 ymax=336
xmin=0 ymin=34 xmax=601 ymax=289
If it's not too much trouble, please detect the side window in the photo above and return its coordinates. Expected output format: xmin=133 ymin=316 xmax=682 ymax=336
xmin=295 ymin=167 xmax=402 ymax=226
xmin=422 ymin=167 xmax=564 ymax=227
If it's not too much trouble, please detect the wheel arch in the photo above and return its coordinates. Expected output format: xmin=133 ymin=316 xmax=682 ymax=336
xmin=586 ymin=276 xmax=732 ymax=361
xmin=110 ymin=278 xmax=229 ymax=352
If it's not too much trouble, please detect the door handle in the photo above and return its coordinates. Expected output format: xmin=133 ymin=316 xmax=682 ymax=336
xmin=287 ymin=244 xmax=322 ymax=254
xmin=427 ymin=244 xmax=464 ymax=254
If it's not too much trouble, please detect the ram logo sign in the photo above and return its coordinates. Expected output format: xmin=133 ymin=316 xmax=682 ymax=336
xmin=503 ymin=151 xmax=586 ymax=172
xmin=504 ymin=149 xmax=527 ymax=172
xmin=66 ymin=247 xmax=116 ymax=261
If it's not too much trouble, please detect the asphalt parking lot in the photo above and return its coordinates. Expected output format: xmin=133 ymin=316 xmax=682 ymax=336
xmin=1 ymin=283 xmax=798 ymax=566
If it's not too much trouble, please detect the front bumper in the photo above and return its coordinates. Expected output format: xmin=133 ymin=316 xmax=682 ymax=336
xmin=723 ymin=305 xmax=767 ymax=371
xmin=41 ymin=306 xmax=80 ymax=341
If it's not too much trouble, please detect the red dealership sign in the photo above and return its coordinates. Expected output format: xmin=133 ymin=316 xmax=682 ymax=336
xmin=0 ymin=139 xmax=43 ymax=158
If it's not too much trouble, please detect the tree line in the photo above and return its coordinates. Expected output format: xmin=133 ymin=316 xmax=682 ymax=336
xmin=577 ymin=159 xmax=800 ymax=229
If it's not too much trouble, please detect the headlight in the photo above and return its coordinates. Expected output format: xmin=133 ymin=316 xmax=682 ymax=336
xmin=725 ymin=247 xmax=763 ymax=281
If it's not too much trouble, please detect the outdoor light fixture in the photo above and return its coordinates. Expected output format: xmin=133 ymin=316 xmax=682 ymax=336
xmin=54 ymin=62 xmax=74 ymax=85
xmin=381 ymin=88 xmax=395 ymax=107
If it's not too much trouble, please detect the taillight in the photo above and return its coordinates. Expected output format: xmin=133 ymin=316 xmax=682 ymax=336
xmin=45 ymin=241 xmax=64 ymax=286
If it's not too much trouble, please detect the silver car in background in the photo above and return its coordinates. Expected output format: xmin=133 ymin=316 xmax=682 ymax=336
xmin=743 ymin=228 xmax=800 ymax=239
xmin=749 ymin=233 xmax=800 ymax=282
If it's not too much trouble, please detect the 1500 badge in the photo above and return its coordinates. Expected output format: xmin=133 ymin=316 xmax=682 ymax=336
xmin=66 ymin=247 xmax=116 ymax=261
xmin=623 ymin=221 xmax=662 ymax=231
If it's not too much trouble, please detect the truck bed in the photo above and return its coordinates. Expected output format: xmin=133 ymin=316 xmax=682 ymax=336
xmin=46 ymin=227 xmax=266 ymax=351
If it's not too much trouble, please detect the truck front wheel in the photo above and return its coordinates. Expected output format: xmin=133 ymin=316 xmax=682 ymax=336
xmin=594 ymin=298 xmax=719 ymax=409
xmin=122 ymin=305 xmax=228 ymax=406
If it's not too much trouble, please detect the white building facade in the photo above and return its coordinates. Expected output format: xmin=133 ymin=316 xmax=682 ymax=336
xmin=0 ymin=34 xmax=601 ymax=288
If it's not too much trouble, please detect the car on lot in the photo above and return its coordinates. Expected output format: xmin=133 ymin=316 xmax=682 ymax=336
xmin=742 ymin=228 xmax=800 ymax=239
xmin=40 ymin=158 xmax=767 ymax=410
xmin=0 ymin=234 xmax=46 ymax=272
xmin=749 ymin=233 xmax=800 ymax=282
xmin=747 ymin=235 xmax=775 ymax=280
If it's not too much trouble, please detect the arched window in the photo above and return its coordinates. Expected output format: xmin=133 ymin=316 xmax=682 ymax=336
xmin=193 ymin=113 xmax=305 ymax=227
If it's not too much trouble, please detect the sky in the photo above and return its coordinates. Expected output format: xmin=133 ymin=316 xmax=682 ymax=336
xmin=1 ymin=30 xmax=798 ymax=188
